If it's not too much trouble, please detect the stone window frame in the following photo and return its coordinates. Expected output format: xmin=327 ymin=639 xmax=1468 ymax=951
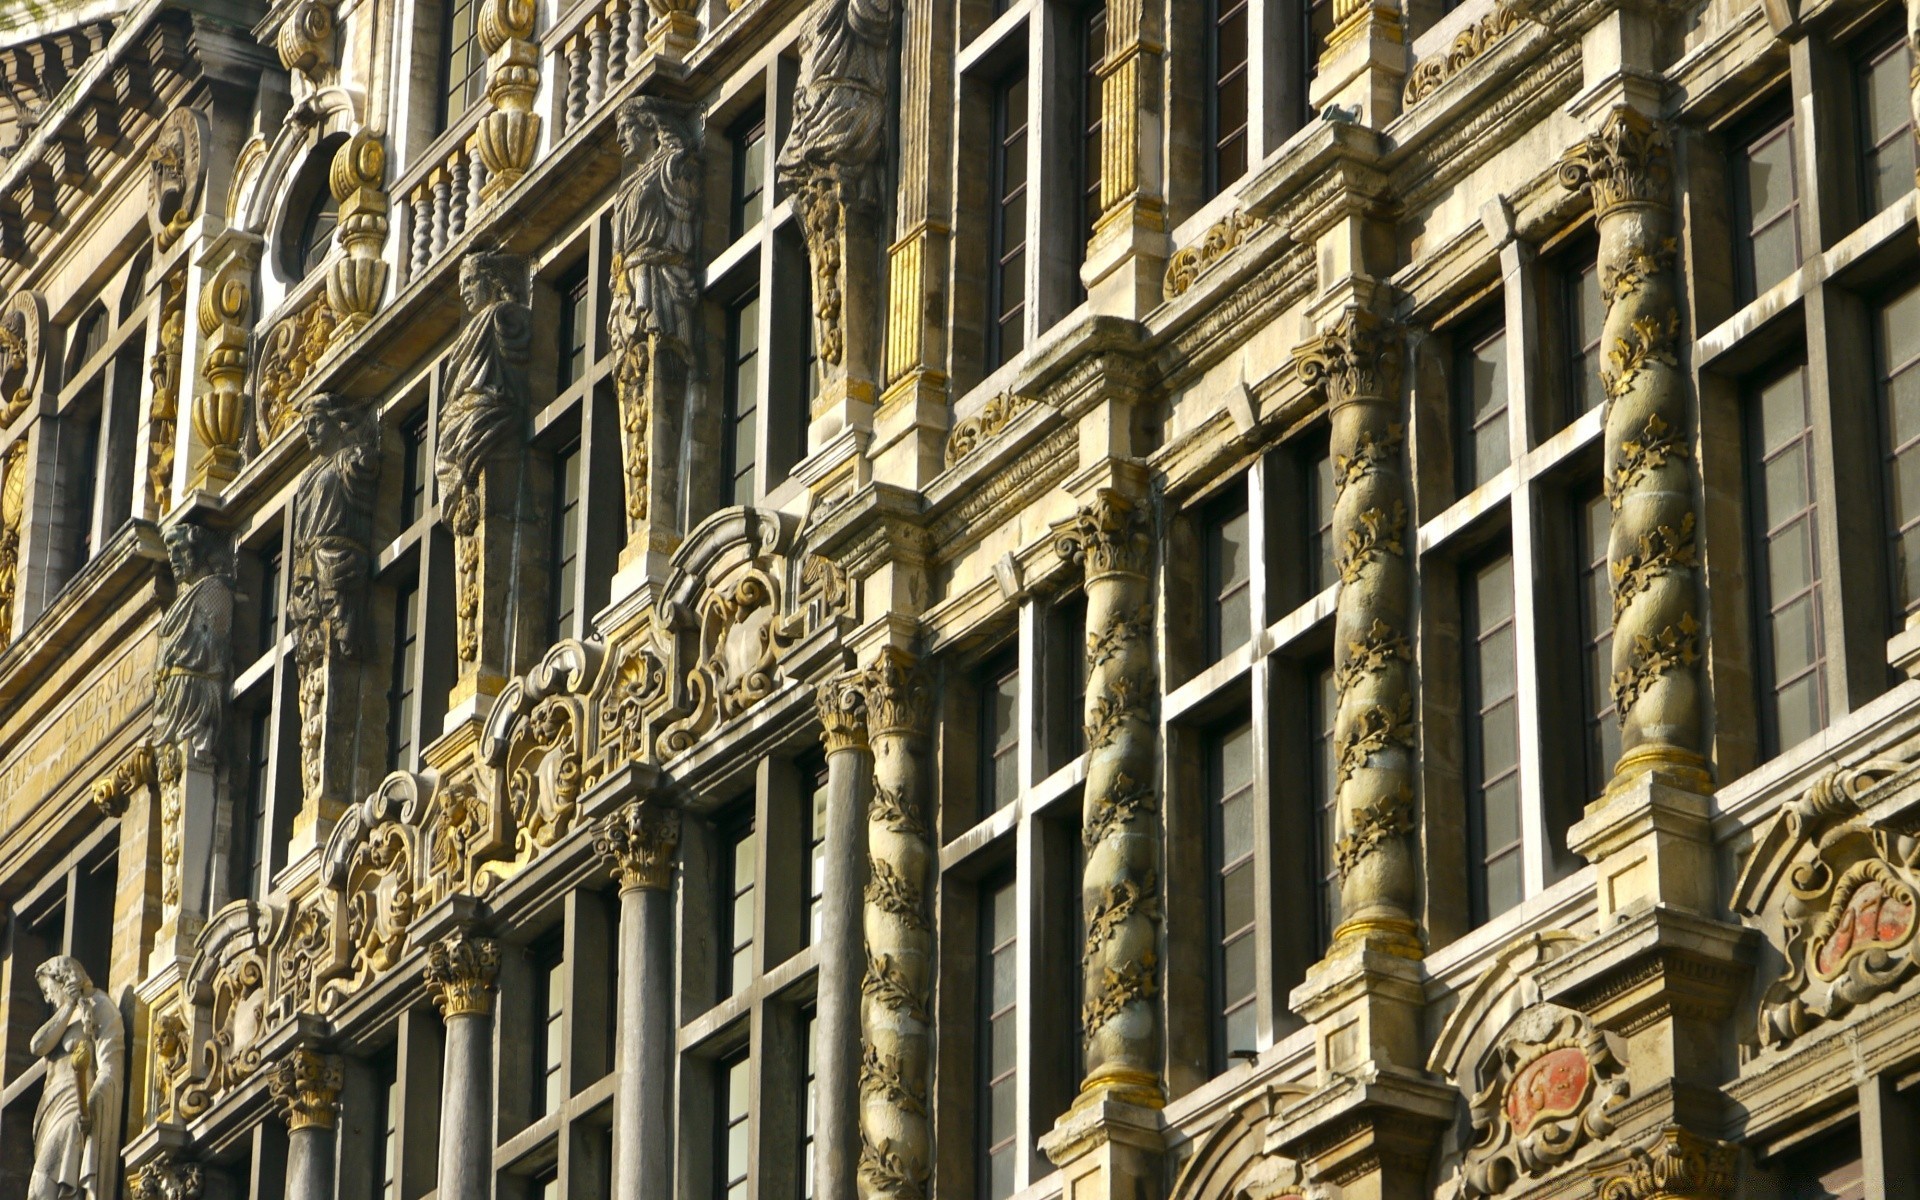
xmin=932 ymin=598 xmax=1086 ymax=1198
xmin=1854 ymin=22 xmax=1918 ymax=218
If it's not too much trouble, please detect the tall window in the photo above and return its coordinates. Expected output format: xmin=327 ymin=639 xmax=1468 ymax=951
xmin=257 ymin=545 xmax=283 ymax=659
xmin=1310 ymin=664 xmax=1338 ymax=950
xmin=1735 ymin=115 xmax=1801 ymax=300
xmin=235 ymin=709 xmax=271 ymax=901
xmin=1079 ymin=8 xmax=1107 ymax=249
xmin=1879 ymin=283 xmax=1920 ymax=616
xmin=536 ymin=940 xmax=566 ymax=1116
xmin=800 ymin=1012 xmax=817 ymax=1200
xmin=1749 ymin=367 xmax=1827 ymax=754
xmin=723 ymin=815 xmax=758 ymax=997
xmin=1205 ymin=493 xmax=1252 ymax=658
xmin=1205 ymin=0 xmax=1249 ymax=196
xmin=57 ymin=398 xmax=102 ymax=570
xmin=1456 ymin=322 xmax=1510 ymax=492
xmin=987 ymin=68 xmax=1031 ymax=369
xmin=440 ymin=0 xmax=486 ymax=129
xmin=376 ymin=1052 xmax=400 ymax=1199
xmin=294 ymin=186 xmax=338 ymax=279
xmin=558 ymin=265 xmax=591 ymax=390
xmin=1577 ymin=490 xmax=1619 ymax=801
xmin=1464 ymin=555 xmax=1522 ymax=925
xmin=732 ymin=116 xmax=768 ymax=238
xmin=1562 ymin=253 xmax=1606 ymax=420
xmin=979 ymin=876 xmax=1018 ymax=1200
xmin=724 ymin=294 xmax=761 ymax=507
xmin=1208 ymin=722 xmax=1257 ymax=1068
xmin=1858 ymin=36 xmax=1918 ymax=216
xmin=550 ymin=443 xmax=581 ymax=643
xmin=401 ymin=412 xmax=430 ymax=526
xmin=980 ymin=654 xmax=1021 ymax=815
xmin=718 ymin=1053 xmax=752 ymax=1200
xmin=386 ymin=576 xmax=421 ymax=772
xmin=807 ymin=763 xmax=829 ymax=945
xmin=1307 ymin=443 xmax=1335 ymax=594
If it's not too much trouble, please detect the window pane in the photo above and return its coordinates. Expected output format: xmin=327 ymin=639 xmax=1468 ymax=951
xmin=1746 ymin=129 xmax=1795 ymax=223
xmin=1749 ymin=215 xmax=1798 ymax=296
xmin=1467 ymin=554 xmax=1523 ymax=924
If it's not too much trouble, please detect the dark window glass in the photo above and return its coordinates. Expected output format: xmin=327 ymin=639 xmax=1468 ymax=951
xmin=297 ymin=189 xmax=338 ymax=278
xmin=980 ymin=875 xmax=1018 ymax=1200
xmin=800 ymin=1011 xmax=817 ymax=1200
xmin=441 ymin=0 xmax=486 ymax=130
xmin=61 ymin=400 xmax=102 ymax=571
xmin=235 ymin=708 xmax=271 ymax=901
xmin=387 ymin=575 xmax=421 ymax=771
xmin=550 ymin=442 xmax=581 ymax=643
xmin=1577 ymin=489 xmax=1620 ymax=802
xmin=1767 ymin=1122 xmax=1865 ymax=1199
xmin=401 ymin=411 xmax=430 ymax=526
xmin=1456 ymin=323 xmax=1510 ymax=492
xmin=1307 ymin=442 xmax=1335 ymax=595
xmin=1749 ymin=367 xmax=1827 ymax=755
xmin=723 ymin=814 xmax=757 ymax=996
xmin=806 ymin=759 xmax=828 ymax=945
xmin=375 ymin=1050 xmax=400 ymax=1199
xmin=1737 ymin=117 xmax=1801 ymax=300
xmin=724 ymin=294 xmax=762 ymax=507
xmin=1563 ymin=254 xmax=1606 ymax=420
xmin=719 ymin=1053 xmax=752 ymax=1200
xmin=1205 ymin=492 xmax=1252 ymax=658
xmin=1880 ymin=283 xmax=1920 ymax=615
xmin=258 ymin=545 xmax=283 ymax=659
xmin=536 ymin=940 xmax=565 ymax=1115
xmin=72 ymin=307 xmax=107 ymax=370
xmin=1310 ymin=662 xmax=1338 ymax=950
xmin=1209 ymin=722 xmax=1257 ymax=1068
xmin=558 ymin=266 xmax=591 ymax=390
xmin=980 ymin=654 xmax=1021 ymax=814
xmin=1080 ymin=8 xmax=1107 ymax=248
xmin=732 ymin=117 xmax=768 ymax=238
xmin=1859 ymin=37 xmax=1918 ymax=217
xmin=988 ymin=68 xmax=1030 ymax=369
xmin=1206 ymin=0 xmax=1249 ymax=196
xmin=1465 ymin=554 xmax=1522 ymax=924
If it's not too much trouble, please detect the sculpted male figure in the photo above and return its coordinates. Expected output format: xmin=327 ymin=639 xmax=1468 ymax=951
xmin=776 ymin=0 xmax=895 ymax=203
xmin=28 ymin=957 xmax=124 ymax=1200
xmin=291 ymin=393 xmax=379 ymax=660
xmin=435 ymin=250 xmax=533 ymax=539
xmin=154 ymin=523 xmax=235 ymax=762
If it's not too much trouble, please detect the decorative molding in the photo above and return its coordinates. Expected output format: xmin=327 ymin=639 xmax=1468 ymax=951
xmin=1163 ymin=210 xmax=1263 ymax=300
xmin=1460 ymin=1005 xmax=1629 ymax=1196
xmin=944 ymin=390 xmax=1036 ymax=466
xmin=1402 ymin=0 xmax=1527 ymax=107
xmin=129 ymin=1154 xmax=204 ymax=1200
xmin=1590 ymin=1128 xmax=1736 ymax=1200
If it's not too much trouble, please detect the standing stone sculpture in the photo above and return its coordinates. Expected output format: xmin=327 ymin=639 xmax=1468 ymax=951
xmin=1558 ymin=108 xmax=1710 ymax=794
xmin=1292 ymin=306 xmax=1421 ymax=955
xmin=610 ymin=97 xmax=700 ymax=537
xmin=776 ymin=0 xmax=894 ymax=405
xmin=155 ymin=523 xmax=236 ymax=763
xmin=290 ymin=393 xmax=380 ymax=824
xmin=436 ymin=249 xmax=535 ymax=687
xmin=1050 ymin=491 xmax=1165 ymax=1109
xmin=27 ymin=957 xmax=124 ymax=1200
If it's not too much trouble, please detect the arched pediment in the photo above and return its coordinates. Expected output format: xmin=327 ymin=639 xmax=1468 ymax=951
xmin=1168 ymin=1086 xmax=1313 ymax=1200
xmin=1429 ymin=930 xmax=1585 ymax=1082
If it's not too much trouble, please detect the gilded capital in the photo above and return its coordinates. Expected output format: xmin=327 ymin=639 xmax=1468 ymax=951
xmin=816 ymin=671 xmax=870 ymax=754
xmin=1592 ymin=1129 xmax=1737 ymax=1200
xmin=266 ymin=1048 xmax=344 ymax=1132
xmin=1557 ymin=105 xmax=1673 ymax=219
xmin=593 ymin=800 xmax=681 ymax=892
xmin=423 ymin=928 xmax=502 ymax=1017
xmin=859 ymin=646 xmax=931 ymax=739
xmin=1291 ymin=305 xmax=1402 ymax=410
xmin=1051 ymin=489 xmax=1153 ymax=582
xmin=129 ymin=1155 xmax=204 ymax=1200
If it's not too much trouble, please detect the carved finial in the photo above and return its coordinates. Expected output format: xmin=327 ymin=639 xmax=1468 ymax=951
xmin=423 ymin=928 xmax=502 ymax=1017
xmin=267 ymin=1048 xmax=344 ymax=1131
xmin=593 ymin=800 xmax=681 ymax=892
xmin=1557 ymin=106 xmax=1673 ymax=219
xmin=1051 ymin=488 xmax=1153 ymax=581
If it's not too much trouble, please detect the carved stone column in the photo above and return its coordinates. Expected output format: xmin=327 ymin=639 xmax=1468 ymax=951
xmin=1082 ymin=0 xmax=1168 ymax=317
xmin=436 ymin=249 xmax=544 ymax=716
xmin=192 ymin=241 xmax=257 ymax=491
xmin=326 ymin=131 xmax=390 ymax=340
xmin=609 ymin=98 xmax=700 ymax=587
xmin=477 ymin=0 xmax=540 ymax=199
xmin=853 ymin=648 xmax=932 ymax=1200
xmin=0 ymin=435 xmax=26 ymax=646
xmin=813 ymin=674 xmax=871 ymax=1200
xmin=425 ymin=928 xmax=501 ymax=1200
xmin=594 ymin=800 xmax=681 ymax=1200
xmin=777 ymin=0 xmax=895 ymax=442
xmin=267 ymin=1048 xmax=344 ymax=1200
xmin=1292 ymin=306 xmax=1419 ymax=957
xmin=1590 ymin=1128 xmax=1738 ymax=1200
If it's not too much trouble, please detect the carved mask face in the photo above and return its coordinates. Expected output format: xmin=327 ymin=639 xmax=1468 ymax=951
xmin=151 ymin=130 xmax=187 ymax=222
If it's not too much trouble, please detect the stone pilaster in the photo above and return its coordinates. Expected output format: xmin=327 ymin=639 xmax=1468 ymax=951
xmin=1910 ymin=0 xmax=1918 ymax=231
xmin=476 ymin=0 xmax=540 ymax=200
xmin=1557 ymin=106 xmax=1711 ymax=799
xmin=191 ymin=234 xmax=259 ymax=491
xmin=425 ymin=928 xmax=501 ymax=1200
xmin=813 ymin=673 xmax=872 ymax=1200
xmin=1307 ymin=0 xmax=1407 ymax=126
xmin=267 ymin=1048 xmax=344 ymax=1200
xmin=1082 ymin=0 xmax=1169 ymax=317
xmin=1049 ymin=489 xmax=1163 ymax=1111
xmin=1589 ymin=1128 xmax=1738 ymax=1200
xmin=593 ymin=799 xmax=680 ymax=1200
xmin=853 ymin=648 xmax=932 ymax=1200
xmin=325 ymin=131 xmax=389 ymax=340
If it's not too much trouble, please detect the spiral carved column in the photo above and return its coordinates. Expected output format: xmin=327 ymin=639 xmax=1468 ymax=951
xmin=1559 ymin=107 xmax=1711 ymax=794
xmin=855 ymin=649 xmax=933 ymax=1200
xmin=1051 ymin=489 xmax=1163 ymax=1107
xmin=1292 ymin=307 xmax=1421 ymax=956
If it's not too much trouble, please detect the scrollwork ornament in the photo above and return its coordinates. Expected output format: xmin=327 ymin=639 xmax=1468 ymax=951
xmin=1460 ymin=1005 xmax=1629 ymax=1197
xmin=1590 ymin=1129 xmax=1736 ymax=1200
xmin=266 ymin=1049 xmax=343 ymax=1132
xmin=423 ymin=928 xmax=502 ymax=1018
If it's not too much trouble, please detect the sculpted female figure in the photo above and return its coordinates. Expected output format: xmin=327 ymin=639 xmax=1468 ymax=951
xmin=28 ymin=957 xmax=124 ymax=1200
xmin=434 ymin=250 xmax=532 ymax=538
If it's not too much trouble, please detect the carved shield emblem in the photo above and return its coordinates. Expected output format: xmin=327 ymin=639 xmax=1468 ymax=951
xmin=1504 ymin=1045 xmax=1592 ymax=1135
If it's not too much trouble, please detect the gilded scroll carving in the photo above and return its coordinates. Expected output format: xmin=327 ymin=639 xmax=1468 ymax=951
xmin=1292 ymin=306 xmax=1421 ymax=956
xmin=148 ymin=271 xmax=186 ymax=512
xmin=476 ymin=0 xmax=541 ymax=198
xmin=199 ymin=932 xmax=270 ymax=1097
xmin=945 ymin=391 xmax=1037 ymax=466
xmin=194 ymin=260 xmax=252 ymax=488
xmin=90 ymin=744 xmax=157 ymax=817
xmin=0 ymin=436 xmax=28 ymax=646
xmin=257 ymin=293 xmax=338 ymax=442
xmin=149 ymin=109 xmax=205 ymax=251
xmin=0 ymin=289 xmax=45 ymax=428
xmin=272 ymin=892 xmax=339 ymax=1022
xmin=1163 ymin=210 xmax=1263 ymax=300
xmin=610 ymin=97 xmax=700 ymax=530
xmin=276 ymin=0 xmax=339 ymax=97
xmin=1402 ymin=0 xmax=1526 ymax=107
xmin=1460 ymin=1005 xmax=1628 ymax=1197
xmin=1559 ymin=108 xmax=1709 ymax=793
xmin=599 ymin=642 xmax=666 ymax=764
xmin=325 ymin=131 xmax=389 ymax=338
xmin=1591 ymin=1128 xmax=1736 ymax=1200
xmin=1732 ymin=758 xmax=1920 ymax=1048
xmin=1052 ymin=489 xmax=1164 ymax=1109
xmin=317 ymin=781 xmax=420 ymax=1010
xmin=506 ymin=696 xmax=587 ymax=856
xmin=657 ymin=533 xmax=797 ymax=757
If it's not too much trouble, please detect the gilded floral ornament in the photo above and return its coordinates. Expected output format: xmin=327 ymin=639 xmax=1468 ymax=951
xmin=1163 ymin=210 xmax=1263 ymax=299
xmin=1459 ymin=1005 xmax=1628 ymax=1197
xmin=147 ymin=272 xmax=187 ymax=513
xmin=1590 ymin=1128 xmax=1736 ymax=1200
xmin=594 ymin=800 xmax=680 ymax=891
xmin=945 ymin=390 xmax=1037 ymax=465
xmin=1402 ymin=0 xmax=1527 ymax=107
xmin=424 ymin=928 xmax=502 ymax=1017
xmin=266 ymin=1048 xmax=344 ymax=1131
xmin=257 ymin=293 xmax=339 ymax=442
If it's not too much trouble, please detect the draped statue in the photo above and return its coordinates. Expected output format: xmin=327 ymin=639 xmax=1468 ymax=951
xmin=776 ymin=0 xmax=896 ymax=204
xmin=28 ymin=957 xmax=123 ymax=1200
xmin=290 ymin=392 xmax=379 ymax=662
xmin=435 ymin=250 xmax=532 ymax=537
xmin=612 ymin=98 xmax=701 ymax=351
xmin=153 ymin=523 xmax=234 ymax=763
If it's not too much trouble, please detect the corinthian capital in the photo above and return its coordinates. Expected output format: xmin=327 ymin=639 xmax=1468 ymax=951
xmin=1593 ymin=1129 xmax=1737 ymax=1200
xmin=859 ymin=646 xmax=930 ymax=739
xmin=1291 ymin=305 xmax=1402 ymax=409
xmin=593 ymin=800 xmax=681 ymax=892
xmin=423 ymin=928 xmax=502 ymax=1017
xmin=266 ymin=1048 xmax=344 ymax=1131
xmin=816 ymin=672 xmax=870 ymax=754
xmin=1051 ymin=489 xmax=1153 ymax=582
xmin=1557 ymin=106 xmax=1673 ymax=219
xmin=130 ymin=1155 xmax=204 ymax=1200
